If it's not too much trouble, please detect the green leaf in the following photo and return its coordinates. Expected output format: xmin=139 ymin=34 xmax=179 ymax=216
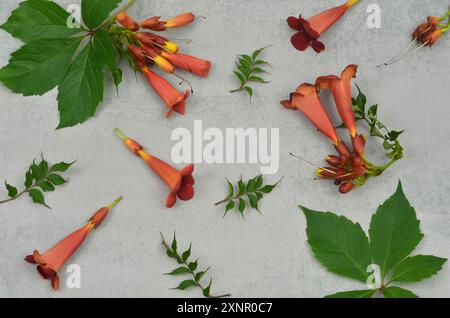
xmin=188 ymin=260 xmax=198 ymax=272
xmin=244 ymin=86 xmax=253 ymax=98
xmin=171 ymin=234 xmax=177 ymax=252
xmin=39 ymin=159 xmax=48 ymax=176
xmin=390 ymin=255 xmax=447 ymax=283
xmin=233 ymin=71 xmax=245 ymax=86
xmin=57 ymin=42 xmax=104 ymax=128
xmin=238 ymin=178 xmax=245 ymax=195
xmin=383 ymin=286 xmax=418 ymax=298
xmin=226 ymin=178 xmax=234 ymax=198
xmin=252 ymin=46 xmax=268 ymax=60
xmin=5 ymin=181 xmax=18 ymax=198
xmin=81 ymin=0 xmax=121 ymax=29
xmin=259 ymin=184 xmax=276 ymax=193
xmin=166 ymin=250 xmax=176 ymax=259
xmin=166 ymin=267 xmax=190 ymax=275
xmin=24 ymin=170 xmax=33 ymax=188
xmin=368 ymin=105 xmax=378 ymax=119
xmin=93 ymin=30 xmax=122 ymax=86
xmin=369 ymin=182 xmax=424 ymax=279
xmin=356 ymin=88 xmax=366 ymax=108
xmin=0 ymin=37 xmax=81 ymax=96
xmin=28 ymin=188 xmax=48 ymax=207
xmin=253 ymin=60 xmax=269 ymax=65
xmin=202 ymin=279 xmax=212 ymax=297
xmin=30 ymin=163 xmax=42 ymax=181
xmin=301 ymin=206 xmax=372 ymax=282
xmin=47 ymin=174 xmax=66 ymax=185
xmin=325 ymin=289 xmax=376 ymax=298
xmin=249 ymin=76 xmax=270 ymax=84
xmin=0 ymin=0 xmax=82 ymax=42
xmin=387 ymin=130 xmax=404 ymax=141
xmin=248 ymin=194 xmax=258 ymax=210
xmin=195 ymin=271 xmax=207 ymax=283
xmin=236 ymin=63 xmax=250 ymax=78
xmin=50 ymin=161 xmax=74 ymax=172
xmin=182 ymin=244 xmax=191 ymax=261
xmin=255 ymin=175 xmax=263 ymax=188
xmin=39 ymin=180 xmax=55 ymax=192
xmin=238 ymin=198 xmax=245 ymax=214
xmin=175 ymin=279 xmax=196 ymax=290
xmin=246 ymin=178 xmax=257 ymax=192
xmin=225 ymin=200 xmax=235 ymax=214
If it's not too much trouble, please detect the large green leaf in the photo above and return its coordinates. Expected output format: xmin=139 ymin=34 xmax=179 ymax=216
xmin=93 ymin=30 xmax=121 ymax=86
xmin=369 ymin=182 xmax=424 ymax=279
xmin=383 ymin=286 xmax=418 ymax=298
xmin=389 ymin=255 xmax=447 ymax=283
xmin=0 ymin=0 xmax=82 ymax=42
xmin=301 ymin=206 xmax=372 ymax=282
xmin=81 ymin=0 xmax=121 ymax=29
xmin=325 ymin=289 xmax=376 ymax=298
xmin=0 ymin=37 xmax=81 ymax=96
xmin=57 ymin=41 xmax=104 ymax=128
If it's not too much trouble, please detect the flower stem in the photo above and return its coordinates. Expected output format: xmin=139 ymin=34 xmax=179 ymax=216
xmin=114 ymin=128 xmax=127 ymax=140
xmin=108 ymin=196 xmax=123 ymax=209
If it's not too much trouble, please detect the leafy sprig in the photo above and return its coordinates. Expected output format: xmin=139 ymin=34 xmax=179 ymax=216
xmin=347 ymin=84 xmax=404 ymax=161
xmin=160 ymin=232 xmax=231 ymax=298
xmin=301 ymin=181 xmax=447 ymax=298
xmin=0 ymin=155 xmax=75 ymax=208
xmin=230 ymin=46 xmax=271 ymax=100
xmin=215 ymin=175 xmax=281 ymax=218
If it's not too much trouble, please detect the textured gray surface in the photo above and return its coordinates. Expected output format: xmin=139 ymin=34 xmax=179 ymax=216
xmin=0 ymin=0 xmax=449 ymax=298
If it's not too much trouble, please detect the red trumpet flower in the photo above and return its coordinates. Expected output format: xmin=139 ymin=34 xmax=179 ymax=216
xmin=116 ymin=12 xmax=139 ymax=31
xmin=136 ymin=32 xmax=178 ymax=53
xmin=281 ymin=83 xmax=339 ymax=145
xmin=287 ymin=0 xmax=360 ymax=53
xmin=316 ymin=64 xmax=358 ymax=138
xmin=25 ymin=197 xmax=122 ymax=291
xmin=141 ymin=12 xmax=195 ymax=31
xmin=114 ymin=129 xmax=195 ymax=208
xmin=160 ymin=52 xmax=211 ymax=77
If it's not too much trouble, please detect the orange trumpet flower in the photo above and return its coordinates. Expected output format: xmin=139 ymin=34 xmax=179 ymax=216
xmin=116 ymin=12 xmax=139 ymax=31
xmin=160 ymin=52 xmax=211 ymax=77
xmin=25 ymin=197 xmax=122 ymax=291
xmin=114 ymin=129 xmax=195 ymax=208
xmin=316 ymin=64 xmax=358 ymax=138
xmin=287 ymin=0 xmax=360 ymax=52
xmin=136 ymin=32 xmax=179 ymax=53
xmin=281 ymin=83 xmax=339 ymax=145
xmin=140 ymin=13 xmax=195 ymax=31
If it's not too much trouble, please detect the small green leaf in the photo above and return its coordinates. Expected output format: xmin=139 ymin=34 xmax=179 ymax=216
xmin=225 ymin=200 xmax=235 ymax=214
xmin=255 ymin=192 xmax=263 ymax=200
xmin=188 ymin=260 xmax=198 ymax=271
xmin=47 ymin=174 xmax=66 ymax=185
xmin=166 ymin=250 xmax=176 ymax=259
xmin=175 ymin=279 xmax=196 ymax=290
xmin=254 ymin=60 xmax=269 ymax=65
xmin=240 ymin=55 xmax=252 ymax=63
xmin=233 ymin=71 xmax=245 ymax=86
xmin=383 ymin=286 xmax=418 ymax=298
xmin=259 ymin=184 xmax=276 ymax=193
xmin=238 ymin=178 xmax=245 ymax=195
xmin=255 ymin=175 xmax=263 ymax=188
xmin=30 ymin=163 xmax=42 ymax=181
xmin=166 ymin=267 xmax=190 ymax=275
xmin=226 ymin=178 xmax=234 ymax=198
xmin=356 ymin=89 xmax=367 ymax=108
xmin=182 ymin=244 xmax=192 ymax=261
xmin=252 ymin=46 xmax=269 ymax=60
xmin=202 ymin=279 xmax=212 ymax=297
xmin=28 ymin=189 xmax=48 ymax=207
xmin=39 ymin=159 xmax=48 ymax=176
xmin=248 ymin=194 xmax=258 ymax=210
xmin=249 ymin=76 xmax=270 ymax=84
xmin=246 ymin=178 xmax=257 ymax=192
xmin=325 ymin=289 xmax=376 ymax=298
xmin=171 ymin=234 xmax=177 ymax=252
xmin=244 ymin=86 xmax=253 ymax=98
xmin=24 ymin=170 xmax=33 ymax=188
xmin=39 ymin=181 xmax=55 ymax=192
xmin=238 ymin=198 xmax=245 ymax=214
xmin=387 ymin=130 xmax=404 ymax=141
xmin=50 ymin=161 xmax=75 ymax=172
xmin=195 ymin=271 xmax=207 ymax=283
xmin=368 ymin=105 xmax=378 ymax=119
xmin=5 ymin=181 xmax=18 ymax=198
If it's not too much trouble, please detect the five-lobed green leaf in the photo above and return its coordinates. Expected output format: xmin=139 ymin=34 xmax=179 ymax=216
xmin=0 ymin=0 xmax=83 ymax=42
xmin=0 ymin=37 xmax=81 ymax=96
xmin=57 ymin=41 xmax=104 ymax=128
xmin=389 ymin=255 xmax=447 ymax=283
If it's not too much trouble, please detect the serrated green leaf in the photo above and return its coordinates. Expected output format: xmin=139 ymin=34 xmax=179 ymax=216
xmin=0 ymin=37 xmax=81 ymax=96
xmin=57 ymin=42 xmax=104 ymax=128
xmin=325 ymin=289 xmax=376 ymax=298
xmin=233 ymin=71 xmax=245 ymax=86
xmin=39 ymin=180 xmax=55 ymax=192
xmin=28 ymin=188 xmax=48 ymax=207
xmin=249 ymin=76 xmax=270 ymax=84
xmin=182 ymin=244 xmax=191 ymax=261
xmin=81 ymin=0 xmax=121 ymax=29
xmin=175 ymin=279 xmax=196 ymax=290
xmin=0 ymin=0 xmax=83 ymax=42
xmin=24 ymin=170 xmax=33 ymax=188
xmin=369 ymin=182 xmax=424 ymax=279
xmin=238 ymin=198 xmax=245 ymax=214
xmin=301 ymin=206 xmax=372 ymax=282
xmin=202 ymin=279 xmax=212 ymax=297
xmin=166 ymin=266 xmax=190 ymax=275
xmin=5 ymin=181 xmax=18 ymax=198
xmin=383 ymin=286 xmax=418 ymax=298
xmin=238 ymin=178 xmax=245 ymax=195
xmin=226 ymin=178 xmax=234 ymax=198
xmin=46 ymin=174 xmax=65 ymax=185
xmin=50 ymin=161 xmax=74 ymax=172
xmin=244 ymin=86 xmax=253 ymax=98
xmin=188 ymin=260 xmax=198 ymax=271
xmin=93 ymin=29 xmax=122 ymax=86
xmin=389 ymin=255 xmax=447 ymax=283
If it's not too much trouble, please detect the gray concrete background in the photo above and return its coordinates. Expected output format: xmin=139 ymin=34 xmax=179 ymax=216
xmin=0 ymin=0 xmax=449 ymax=298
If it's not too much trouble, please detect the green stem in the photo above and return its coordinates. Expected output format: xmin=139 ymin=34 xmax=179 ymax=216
xmin=0 ymin=188 xmax=27 ymax=205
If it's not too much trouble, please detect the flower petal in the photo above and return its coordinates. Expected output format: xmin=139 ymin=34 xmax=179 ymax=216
xmin=177 ymin=183 xmax=195 ymax=201
xmin=290 ymin=32 xmax=310 ymax=51
xmin=311 ymin=39 xmax=325 ymax=53
xmin=287 ymin=16 xmax=303 ymax=30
